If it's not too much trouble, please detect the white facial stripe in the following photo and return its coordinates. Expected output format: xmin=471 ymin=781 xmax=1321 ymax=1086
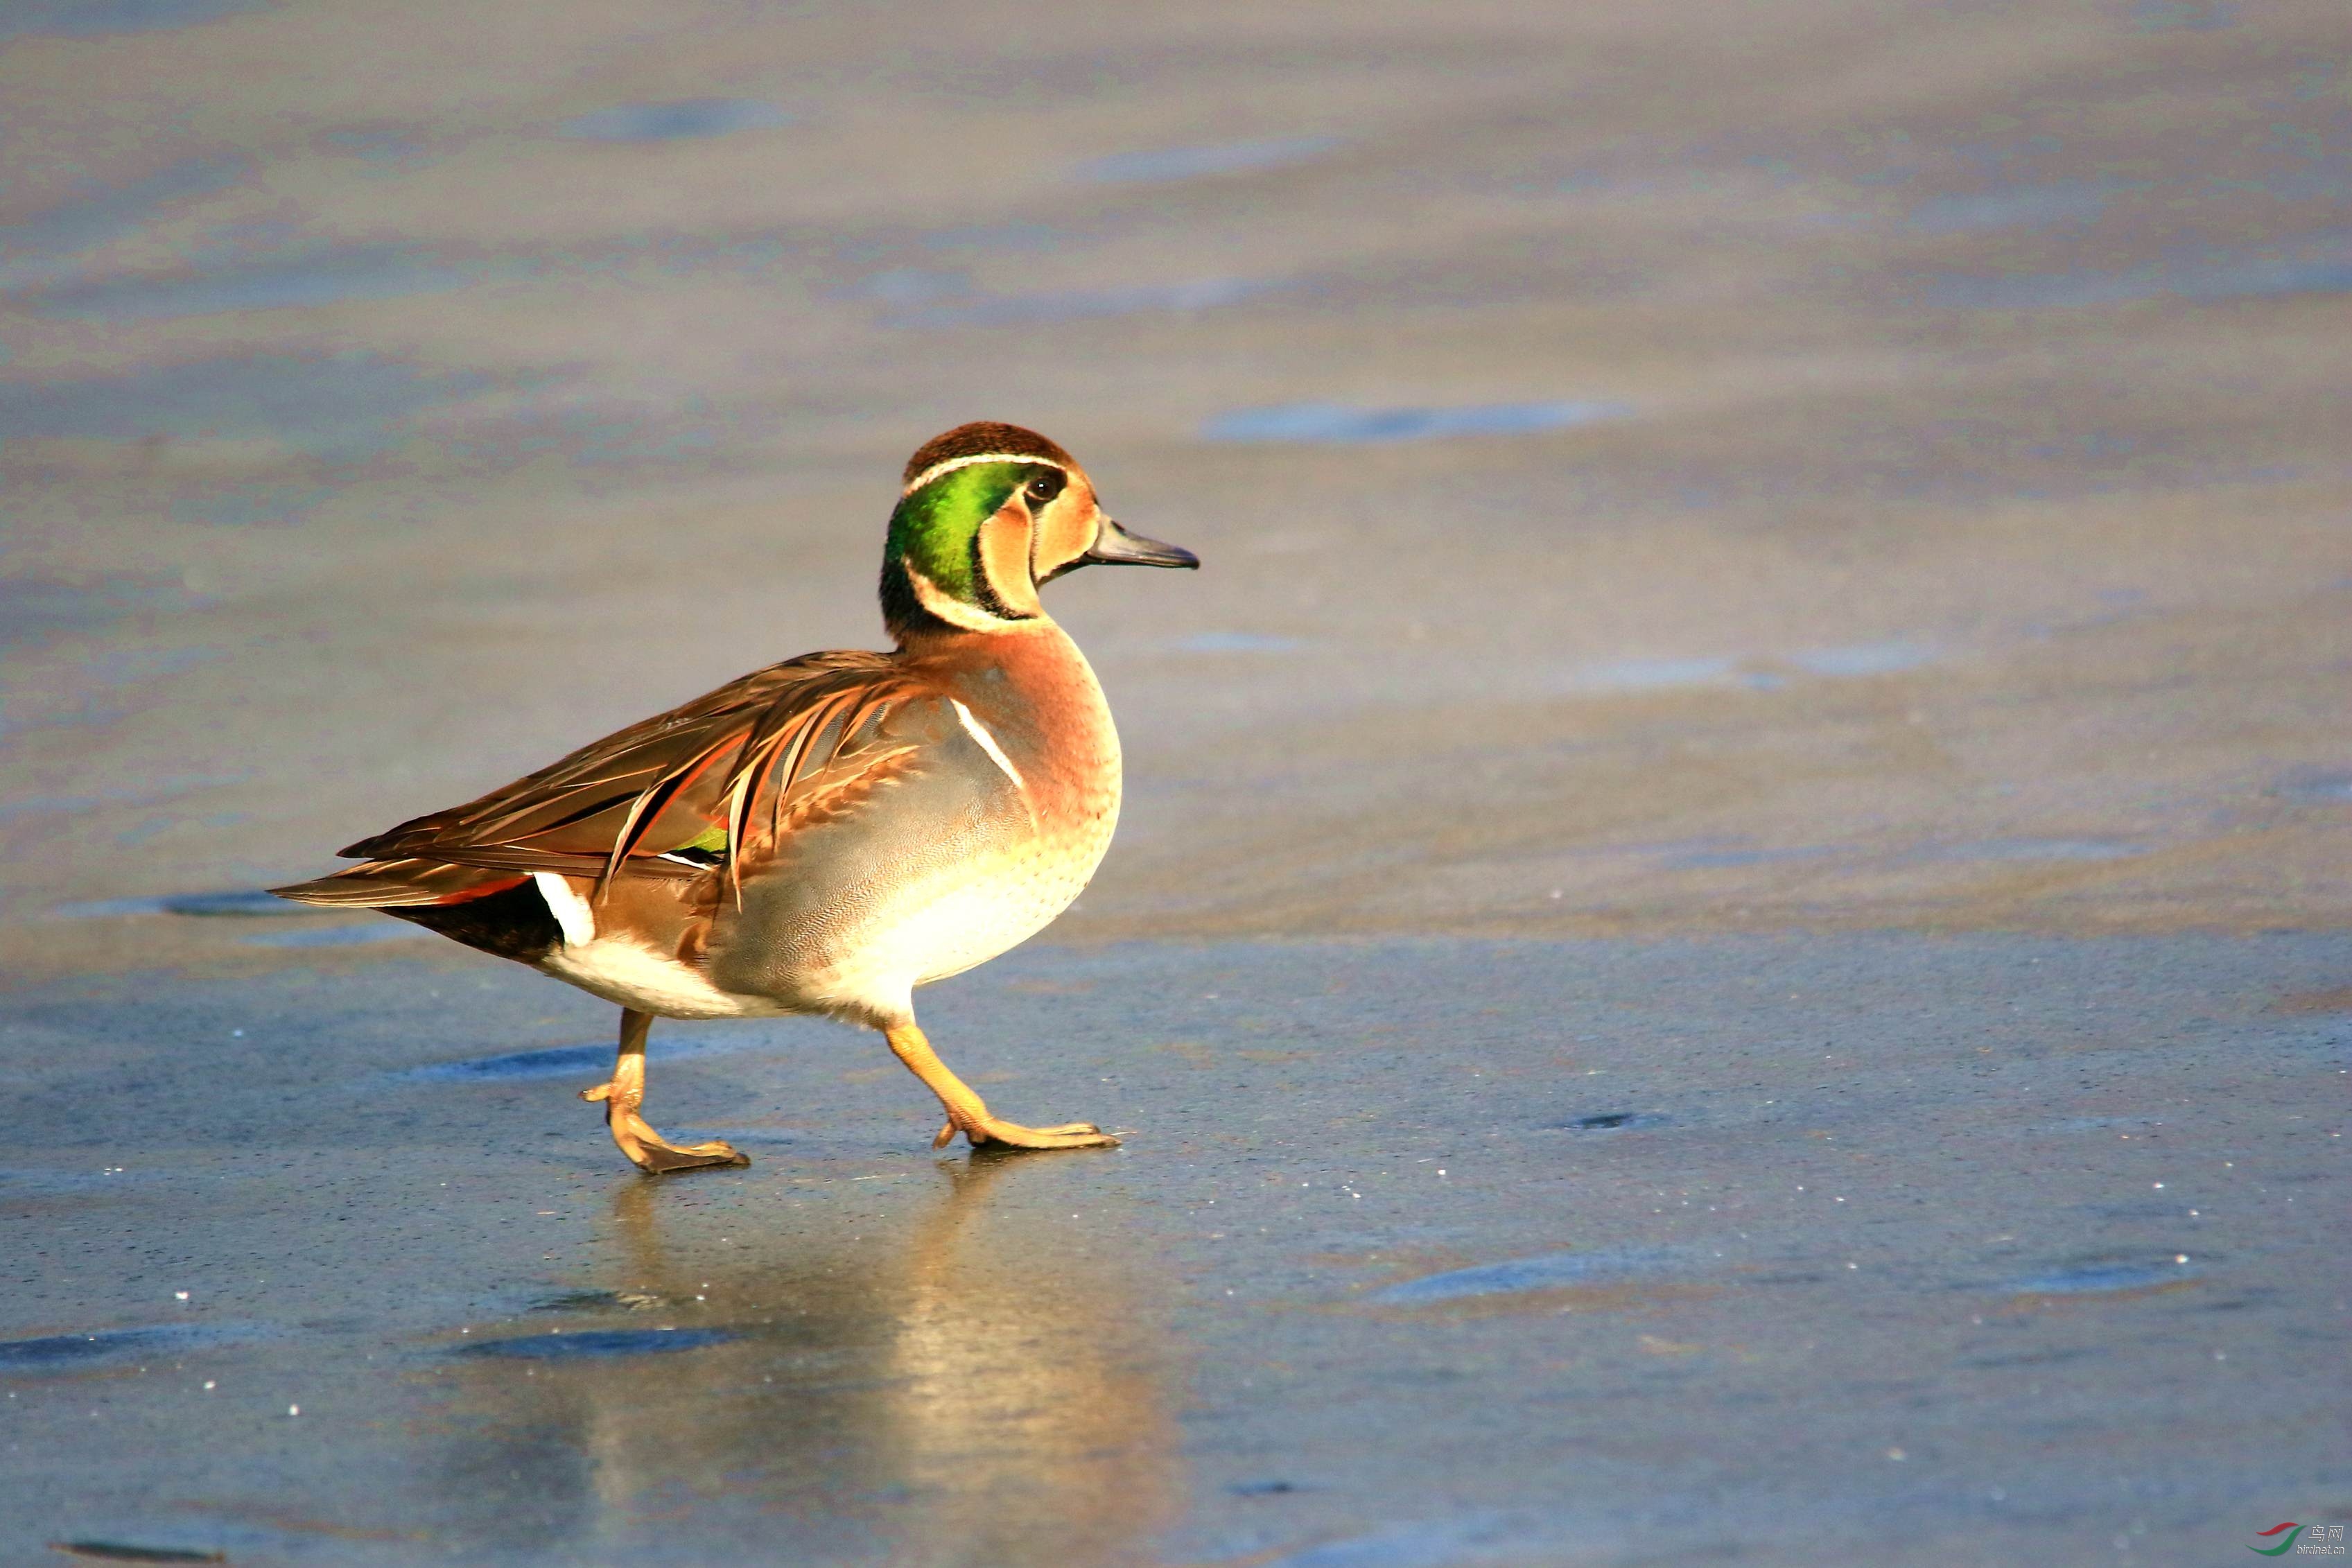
xmin=900 ymin=452 xmax=1069 ymax=498
xmin=906 ymin=562 xmax=1018 ymax=631
xmin=533 ymin=871 xmax=596 ymax=947
xmin=950 ymin=699 xmax=1027 ymax=792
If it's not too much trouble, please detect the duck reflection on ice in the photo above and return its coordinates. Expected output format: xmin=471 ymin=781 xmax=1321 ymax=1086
xmin=428 ymin=1156 xmax=1178 ymax=1566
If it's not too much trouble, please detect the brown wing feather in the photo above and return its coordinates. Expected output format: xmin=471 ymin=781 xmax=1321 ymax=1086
xmin=338 ymin=650 xmax=930 ymax=894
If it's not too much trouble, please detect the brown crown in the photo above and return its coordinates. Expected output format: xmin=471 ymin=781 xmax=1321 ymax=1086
xmin=901 ymin=421 xmax=1076 ymax=485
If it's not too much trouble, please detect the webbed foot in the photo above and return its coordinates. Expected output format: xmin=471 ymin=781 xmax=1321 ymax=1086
xmin=887 ymin=1020 xmax=1121 ymax=1155
xmin=583 ymin=1080 xmax=749 ymax=1172
xmin=585 ymin=1008 xmax=750 ymax=1174
xmin=932 ymin=1115 xmax=1120 ymax=1151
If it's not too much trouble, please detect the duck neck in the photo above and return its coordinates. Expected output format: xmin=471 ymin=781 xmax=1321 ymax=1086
xmin=905 ymin=617 xmax=1119 ymax=790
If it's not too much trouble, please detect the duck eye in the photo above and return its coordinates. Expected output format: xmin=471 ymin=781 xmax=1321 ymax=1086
xmin=1025 ymin=473 xmax=1063 ymax=505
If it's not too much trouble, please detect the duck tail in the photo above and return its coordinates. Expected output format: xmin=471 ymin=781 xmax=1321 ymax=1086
xmin=270 ymin=859 xmax=528 ymax=909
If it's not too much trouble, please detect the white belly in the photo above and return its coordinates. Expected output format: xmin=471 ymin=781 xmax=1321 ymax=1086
xmin=534 ymin=829 xmax=1107 ymax=1027
xmin=804 ymin=826 xmax=1111 ymax=1022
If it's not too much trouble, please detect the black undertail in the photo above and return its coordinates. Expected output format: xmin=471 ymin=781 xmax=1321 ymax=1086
xmin=382 ymin=879 xmax=561 ymax=964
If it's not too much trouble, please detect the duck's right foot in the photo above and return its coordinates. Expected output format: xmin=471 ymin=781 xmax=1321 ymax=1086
xmin=932 ymin=1114 xmax=1120 ymax=1152
xmin=887 ymin=1019 xmax=1120 ymax=1157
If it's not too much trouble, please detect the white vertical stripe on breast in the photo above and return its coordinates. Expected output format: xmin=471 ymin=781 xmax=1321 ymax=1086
xmin=533 ymin=871 xmax=596 ymax=948
xmin=950 ymin=699 xmax=1027 ymax=792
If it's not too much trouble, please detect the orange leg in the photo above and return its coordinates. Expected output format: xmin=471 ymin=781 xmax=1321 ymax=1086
xmin=885 ymin=1020 xmax=1120 ymax=1152
xmin=581 ymin=1009 xmax=749 ymax=1174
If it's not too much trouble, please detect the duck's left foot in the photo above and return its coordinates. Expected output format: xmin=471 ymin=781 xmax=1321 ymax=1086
xmin=584 ymin=1081 xmax=751 ymax=1172
xmin=931 ymin=1115 xmax=1120 ymax=1152
xmin=584 ymin=1007 xmax=750 ymax=1175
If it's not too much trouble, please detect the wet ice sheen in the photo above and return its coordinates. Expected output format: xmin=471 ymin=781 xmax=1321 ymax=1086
xmin=0 ymin=577 xmax=185 ymax=655
xmin=901 ymin=277 xmax=1266 ymax=327
xmin=402 ymin=1043 xmax=616 ymax=1083
xmin=1566 ymin=641 xmax=1939 ymax=694
xmin=0 ymin=1168 xmax=160 ymax=1194
xmin=1916 ymin=838 xmax=2141 ymax=864
xmin=453 ymin=1328 xmax=735 ymax=1361
xmin=1785 ymin=640 xmax=1938 ymax=677
xmin=1569 ymin=655 xmax=1743 ymax=692
xmin=1558 ymin=1110 xmax=1670 ymax=1131
xmin=1079 ymin=137 xmax=1339 ymax=184
xmin=55 ymin=889 xmax=307 ymax=919
xmin=399 ymin=1026 xmax=769 ymax=1083
xmin=1904 ymin=184 xmax=2115 ymax=234
xmin=2270 ymin=767 xmax=2352 ymax=804
xmin=1228 ymin=1478 xmax=1308 ymax=1497
xmin=2132 ymin=0 xmax=2238 ymax=31
xmin=561 ymin=101 xmax=790 ymax=143
xmin=1658 ymin=842 xmax=1838 ymax=870
xmin=0 ymin=157 xmax=246 ymax=291
xmin=0 ymin=354 xmax=489 ymax=462
xmin=1203 ymin=401 xmax=1628 ymax=444
xmin=0 ymin=1323 xmax=259 ymax=1370
xmin=1180 ymin=631 xmax=1305 ymax=654
xmin=2005 ymin=1258 xmax=2199 ymax=1295
xmin=171 ymin=481 xmax=341 ymax=527
xmin=0 ymin=0 xmax=257 ymax=39
xmin=1370 ymin=1248 xmax=1679 ymax=1305
xmin=35 ymin=245 xmax=480 ymax=322
xmin=1929 ymin=235 xmax=2352 ymax=308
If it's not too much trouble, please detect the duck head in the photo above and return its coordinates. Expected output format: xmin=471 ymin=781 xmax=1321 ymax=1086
xmin=880 ymin=421 xmax=1197 ymax=641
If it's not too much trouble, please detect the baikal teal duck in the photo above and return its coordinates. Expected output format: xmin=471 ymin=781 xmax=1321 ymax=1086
xmin=276 ymin=423 xmax=1197 ymax=1173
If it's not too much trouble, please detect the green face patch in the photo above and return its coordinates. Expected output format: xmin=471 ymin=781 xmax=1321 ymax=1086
xmin=885 ymin=461 xmax=1035 ymax=601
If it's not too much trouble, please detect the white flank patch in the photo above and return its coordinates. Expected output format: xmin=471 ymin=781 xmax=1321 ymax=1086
xmin=950 ymin=699 xmax=1026 ymax=791
xmin=532 ymin=872 xmax=596 ymax=948
xmin=543 ymin=939 xmax=783 ymax=1020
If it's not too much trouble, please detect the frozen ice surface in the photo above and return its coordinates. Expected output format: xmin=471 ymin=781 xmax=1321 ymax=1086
xmin=1 ymin=936 xmax=2342 ymax=1565
xmin=6 ymin=2 xmax=2351 ymax=1562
